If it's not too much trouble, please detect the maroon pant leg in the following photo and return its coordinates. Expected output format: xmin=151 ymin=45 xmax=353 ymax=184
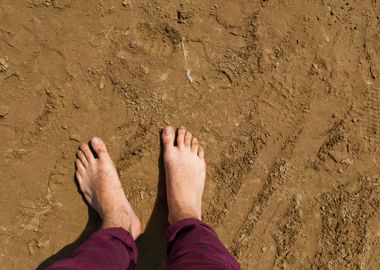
xmin=167 ymin=219 xmax=241 ymax=270
xmin=46 ymin=228 xmax=137 ymax=270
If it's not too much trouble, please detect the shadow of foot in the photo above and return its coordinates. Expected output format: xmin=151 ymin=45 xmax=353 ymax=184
xmin=36 ymin=207 xmax=101 ymax=270
xmin=136 ymin=144 xmax=168 ymax=270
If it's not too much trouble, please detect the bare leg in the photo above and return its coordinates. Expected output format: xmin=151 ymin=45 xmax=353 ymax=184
xmin=162 ymin=126 xmax=240 ymax=270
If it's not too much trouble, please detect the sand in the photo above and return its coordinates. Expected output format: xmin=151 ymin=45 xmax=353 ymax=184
xmin=0 ymin=0 xmax=379 ymax=269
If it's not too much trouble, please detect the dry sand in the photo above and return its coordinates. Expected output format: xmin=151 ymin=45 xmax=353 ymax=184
xmin=0 ymin=0 xmax=379 ymax=269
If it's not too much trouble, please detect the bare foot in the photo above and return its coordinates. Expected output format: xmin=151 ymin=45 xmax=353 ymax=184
xmin=161 ymin=126 xmax=206 ymax=225
xmin=75 ymin=137 xmax=141 ymax=239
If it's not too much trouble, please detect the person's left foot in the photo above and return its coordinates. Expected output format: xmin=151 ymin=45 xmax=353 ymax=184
xmin=75 ymin=137 xmax=141 ymax=240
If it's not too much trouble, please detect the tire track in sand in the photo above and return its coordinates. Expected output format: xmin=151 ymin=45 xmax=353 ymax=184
xmin=222 ymin=87 xmax=312 ymax=259
xmin=230 ymin=158 xmax=289 ymax=258
xmin=201 ymin=2 xmax=270 ymax=226
xmin=273 ymin=197 xmax=302 ymax=268
xmin=230 ymin=77 xmax=322 ymax=259
xmin=312 ymin=175 xmax=380 ymax=269
xmin=366 ymin=86 xmax=380 ymax=151
xmin=205 ymin=110 xmax=268 ymax=226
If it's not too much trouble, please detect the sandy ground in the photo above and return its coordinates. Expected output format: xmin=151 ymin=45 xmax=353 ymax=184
xmin=0 ymin=0 xmax=380 ymax=269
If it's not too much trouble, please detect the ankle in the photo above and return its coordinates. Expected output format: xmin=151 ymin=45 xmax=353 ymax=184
xmin=101 ymin=208 xmax=131 ymax=229
xmin=101 ymin=211 xmax=141 ymax=240
xmin=169 ymin=209 xmax=201 ymax=225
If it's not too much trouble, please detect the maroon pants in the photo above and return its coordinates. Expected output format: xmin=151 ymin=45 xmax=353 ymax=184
xmin=47 ymin=219 xmax=240 ymax=270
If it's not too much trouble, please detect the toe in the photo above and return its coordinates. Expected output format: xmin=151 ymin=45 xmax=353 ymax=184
xmin=75 ymin=171 xmax=82 ymax=182
xmin=75 ymin=171 xmax=84 ymax=189
xmin=75 ymin=159 xmax=86 ymax=175
xmin=77 ymin=150 xmax=88 ymax=167
xmin=184 ymin=131 xmax=192 ymax=148
xmin=191 ymin=137 xmax=199 ymax=153
xmin=75 ymin=171 xmax=86 ymax=186
xmin=162 ymin=126 xmax=175 ymax=151
xmin=75 ymin=172 xmax=92 ymax=203
xmin=176 ymin=128 xmax=186 ymax=148
xmin=197 ymin=146 xmax=205 ymax=159
xmin=83 ymin=193 xmax=92 ymax=205
xmin=91 ymin=137 xmax=109 ymax=159
xmin=80 ymin=144 xmax=95 ymax=163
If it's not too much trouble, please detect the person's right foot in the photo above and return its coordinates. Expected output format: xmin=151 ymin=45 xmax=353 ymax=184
xmin=161 ymin=126 xmax=206 ymax=225
xmin=75 ymin=137 xmax=141 ymax=240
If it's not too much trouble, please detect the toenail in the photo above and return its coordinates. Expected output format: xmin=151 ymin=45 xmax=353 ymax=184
xmin=92 ymin=137 xmax=100 ymax=145
xmin=163 ymin=127 xmax=173 ymax=136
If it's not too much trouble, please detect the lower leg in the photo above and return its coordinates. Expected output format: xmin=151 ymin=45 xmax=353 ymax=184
xmin=162 ymin=126 xmax=240 ymax=270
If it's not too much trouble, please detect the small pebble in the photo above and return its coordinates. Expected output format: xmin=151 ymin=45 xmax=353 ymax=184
xmin=99 ymin=81 xmax=105 ymax=90
xmin=37 ymin=239 xmax=50 ymax=248
xmin=352 ymin=118 xmax=360 ymax=123
xmin=122 ymin=0 xmax=131 ymax=7
xmin=0 ymin=58 xmax=8 ymax=72
xmin=69 ymin=134 xmax=81 ymax=142
xmin=0 ymin=105 xmax=9 ymax=118
xmin=341 ymin=158 xmax=353 ymax=165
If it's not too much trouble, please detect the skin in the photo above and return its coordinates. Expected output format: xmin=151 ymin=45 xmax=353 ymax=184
xmin=75 ymin=126 xmax=206 ymax=239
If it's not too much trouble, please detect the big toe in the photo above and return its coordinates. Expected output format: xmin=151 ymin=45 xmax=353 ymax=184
xmin=91 ymin=137 xmax=109 ymax=159
xmin=162 ymin=126 xmax=175 ymax=151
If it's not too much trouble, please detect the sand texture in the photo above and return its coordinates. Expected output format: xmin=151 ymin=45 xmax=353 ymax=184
xmin=0 ymin=0 xmax=379 ymax=269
